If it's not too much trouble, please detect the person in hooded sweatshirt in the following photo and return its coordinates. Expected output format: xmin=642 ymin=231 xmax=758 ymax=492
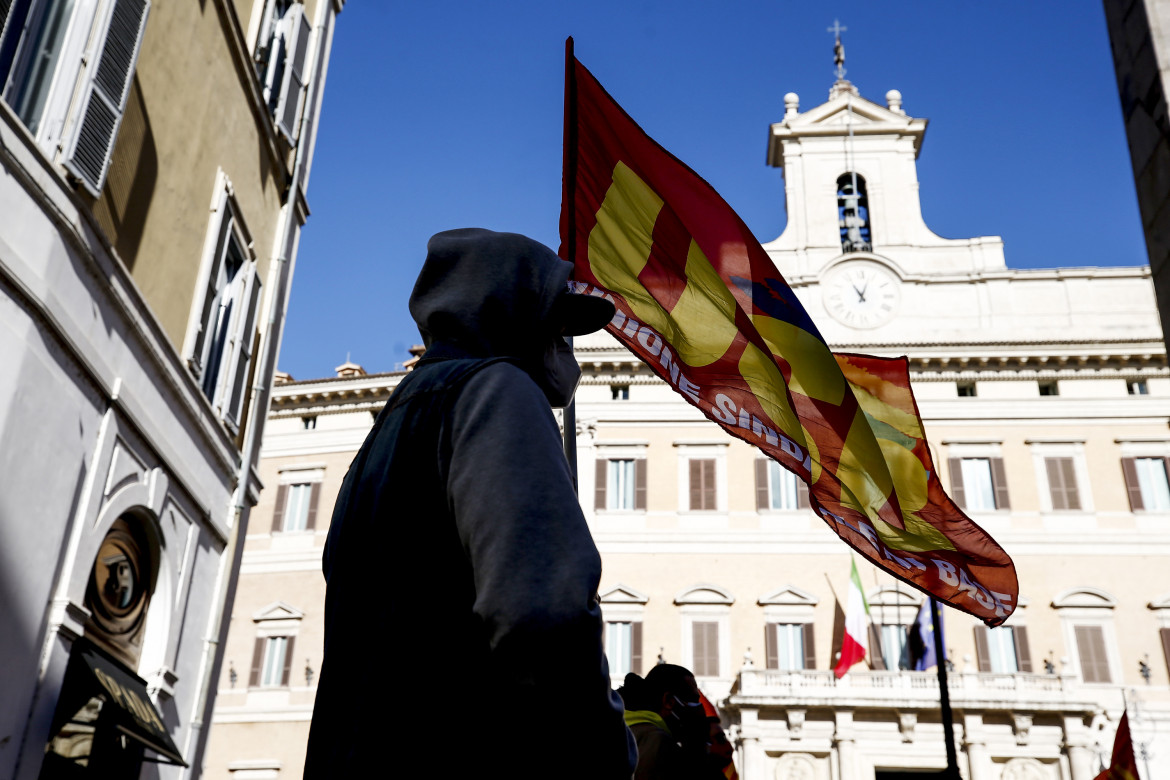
xmin=303 ymin=228 xmax=637 ymax=779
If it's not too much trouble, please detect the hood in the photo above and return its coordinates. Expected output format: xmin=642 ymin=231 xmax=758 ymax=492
xmin=409 ymin=228 xmax=572 ymax=358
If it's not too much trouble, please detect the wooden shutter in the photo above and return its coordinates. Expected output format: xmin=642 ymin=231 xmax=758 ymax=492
xmin=1047 ymin=457 xmax=1082 ymax=510
xmin=190 ymin=217 xmax=231 ymax=381
xmin=631 ymin=622 xmax=643 ymax=676
xmin=224 ymin=264 xmax=262 ymax=430
xmin=764 ymin=623 xmax=778 ymax=669
xmin=867 ymin=624 xmax=886 ymax=670
xmin=797 ymin=479 xmax=810 ymax=509
xmin=275 ymin=4 xmax=311 ymax=141
xmin=271 ymin=484 xmax=288 ymax=532
xmin=1160 ymin=628 xmax=1170 ymax=678
xmin=62 ymin=0 xmax=151 ymax=196
xmin=634 ymin=459 xmax=647 ymax=510
xmin=1074 ymin=625 xmax=1111 ymax=683
xmin=594 ymin=459 xmax=607 ymax=510
xmin=697 ymin=459 xmax=716 ymax=510
xmin=1013 ymin=626 xmax=1032 ymax=673
xmin=947 ymin=458 xmax=966 ymax=509
xmin=693 ymin=621 xmax=719 ymax=677
xmin=1121 ymin=458 xmax=1144 ymax=511
xmin=755 ymin=459 xmax=769 ymax=510
xmin=802 ymin=623 xmax=816 ymax=670
xmin=973 ymin=626 xmax=992 ymax=672
xmin=249 ymin=636 xmax=265 ymax=687
xmin=689 ymin=460 xmax=702 ymax=510
xmin=990 ymin=457 xmax=1011 ymax=510
xmin=305 ymin=482 xmax=321 ymax=530
xmin=281 ymin=636 xmax=296 ymax=686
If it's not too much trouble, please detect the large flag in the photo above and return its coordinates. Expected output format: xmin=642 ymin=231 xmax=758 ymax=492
xmin=1094 ymin=713 xmax=1139 ymax=780
xmin=908 ymin=598 xmax=945 ymax=671
xmin=559 ymin=43 xmax=1018 ymax=625
xmin=834 ymin=558 xmax=870 ymax=678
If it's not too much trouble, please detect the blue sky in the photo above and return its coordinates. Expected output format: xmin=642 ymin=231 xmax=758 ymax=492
xmin=281 ymin=1 xmax=1144 ymax=380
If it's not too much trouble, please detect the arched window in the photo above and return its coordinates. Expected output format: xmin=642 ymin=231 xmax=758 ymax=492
xmin=837 ymin=173 xmax=872 ymax=253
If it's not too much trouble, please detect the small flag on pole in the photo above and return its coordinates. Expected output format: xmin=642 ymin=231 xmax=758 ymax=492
xmin=908 ymin=598 xmax=945 ymax=671
xmin=834 ymin=559 xmax=870 ymax=678
xmin=560 ymin=44 xmax=1018 ymax=626
xmin=1094 ymin=713 xmax=1140 ymax=780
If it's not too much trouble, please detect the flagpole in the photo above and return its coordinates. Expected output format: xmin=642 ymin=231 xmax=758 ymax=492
xmin=930 ymin=598 xmax=959 ymax=779
xmin=562 ymin=36 xmax=580 ymax=492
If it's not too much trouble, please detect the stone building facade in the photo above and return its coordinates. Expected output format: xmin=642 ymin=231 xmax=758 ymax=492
xmin=206 ymin=79 xmax=1168 ymax=779
xmin=0 ymin=1 xmax=342 ymax=777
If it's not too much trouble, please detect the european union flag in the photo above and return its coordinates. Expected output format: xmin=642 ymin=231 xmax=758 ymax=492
xmin=908 ymin=599 xmax=945 ymax=671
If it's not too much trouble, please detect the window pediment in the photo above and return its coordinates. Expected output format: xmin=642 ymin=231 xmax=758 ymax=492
xmin=600 ymin=584 xmax=649 ymax=605
xmin=675 ymin=584 xmax=734 ymax=606
xmin=1052 ymin=587 xmax=1116 ymax=610
xmin=252 ymin=601 xmax=304 ymax=622
xmin=757 ymin=585 xmax=819 ymax=607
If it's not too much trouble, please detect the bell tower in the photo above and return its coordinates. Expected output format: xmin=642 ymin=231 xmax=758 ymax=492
xmin=762 ymin=29 xmax=1005 ymax=282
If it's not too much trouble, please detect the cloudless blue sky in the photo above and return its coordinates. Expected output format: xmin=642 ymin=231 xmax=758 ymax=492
xmin=282 ymin=1 xmax=1144 ymax=379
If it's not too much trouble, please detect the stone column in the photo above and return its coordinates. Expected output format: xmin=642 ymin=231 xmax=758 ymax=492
xmin=963 ymin=713 xmax=989 ymax=780
xmin=834 ymin=710 xmax=857 ymax=780
xmin=738 ymin=707 xmax=765 ymax=780
xmin=1063 ymin=715 xmax=1095 ymax=780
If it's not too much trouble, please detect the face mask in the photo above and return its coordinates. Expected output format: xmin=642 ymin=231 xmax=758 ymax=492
xmin=536 ymin=337 xmax=581 ymax=408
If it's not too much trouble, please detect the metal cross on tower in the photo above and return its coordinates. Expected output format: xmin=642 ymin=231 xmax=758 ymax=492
xmin=828 ymin=19 xmax=847 ymax=80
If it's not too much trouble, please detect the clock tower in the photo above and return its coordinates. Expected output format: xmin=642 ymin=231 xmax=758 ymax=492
xmin=763 ymin=67 xmax=1009 ymax=339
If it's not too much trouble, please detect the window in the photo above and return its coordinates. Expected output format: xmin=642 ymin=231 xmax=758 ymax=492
xmin=880 ymin=624 xmax=911 ymax=670
xmin=1044 ymin=457 xmax=1081 ymax=510
xmin=1122 ymin=457 xmax=1170 ymax=511
xmin=253 ymin=0 xmax=311 ymax=141
xmin=957 ymin=382 xmax=977 ymax=397
xmin=1 ymin=0 xmax=150 ymax=194
xmin=689 ymin=458 xmax=717 ymax=511
xmin=594 ymin=458 xmax=646 ymax=511
xmin=755 ymin=459 xmax=810 ymax=511
xmin=185 ymin=174 xmax=263 ymax=432
xmin=605 ymin=621 xmax=642 ymax=678
xmin=611 ymin=384 xmax=629 ymax=400
xmin=1073 ymin=626 xmax=1111 ymax=683
xmin=302 ymin=415 xmax=317 ymax=430
xmin=974 ymin=625 xmax=1032 ymax=673
xmin=948 ymin=457 xmax=1009 ymax=511
xmin=1127 ymin=380 xmax=1149 ymax=395
xmin=765 ymin=623 xmax=814 ymax=671
xmin=251 ymin=635 xmax=293 ymax=688
xmin=1039 ymin=381 xmax=1059 ymax=396
xmin=836 ymin=173 xmax=872 ymax=252
xmin=272 ymin=481 xmax=320 ymax=533
xmin=692 ymin=621 xmax=720 ymax=677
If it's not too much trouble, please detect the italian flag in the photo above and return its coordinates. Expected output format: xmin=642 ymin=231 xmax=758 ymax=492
xmin=834 ymin=559 xmax=870 ymax=678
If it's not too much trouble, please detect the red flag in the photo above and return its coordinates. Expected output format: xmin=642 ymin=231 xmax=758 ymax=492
xmin=1094 ymin=713 xmax=1140 ymax=780
xmin=559 ymin=42 xmax=1017 ymax=625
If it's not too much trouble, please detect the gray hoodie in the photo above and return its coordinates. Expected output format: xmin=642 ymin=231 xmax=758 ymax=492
xmin=304 ymin=229 xmax=635 ymax=779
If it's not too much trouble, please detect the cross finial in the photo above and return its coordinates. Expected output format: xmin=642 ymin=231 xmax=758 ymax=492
xmin=828 ymin=19 xmax=847 ymax=80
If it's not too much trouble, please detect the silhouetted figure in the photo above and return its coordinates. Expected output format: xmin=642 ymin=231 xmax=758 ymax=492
xmin=618 ymin=664 xmax=710 ymax=779
xmin=304 ymin=229 xmax=635 ymax=779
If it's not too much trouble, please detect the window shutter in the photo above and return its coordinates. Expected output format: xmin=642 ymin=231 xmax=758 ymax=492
xmin=702 ymin=459 xmax=716 ymax=510
xmin=1160 ymin=627 xmax=1170 ymax=678
xmin=1074 ymin=625 xmax=1111 ymax=683
xmin=249 ymin=636 xmax=265 ymax=687
xmin=693 ymin=621 xmax=719 ymax=677
xmin=689 ymin=460 xmax=702 ymax=510
xmin=947 ymin=458 xmax=966 ymax=509
xmin=305 ymin=481 xmax=321 ymax=530
xmin=990 ymin=457 xmax=1011 ymax=510
xmin=190 ymin=217 xmax=232 ymax=381
xmin=802 ymin=623 xmax=816 ymax=670
xmin=1061 ymin=458 xmax=1081 ymax=510
xmin=631 ymin=622 xmax=643 ymax=676
xmin=755 ymin=459 xmax=769 ymax=510
xmin=973 ymin=626 xmax=991 ymax=672
xmin=594 ymin=459 xmax=607 ymax=510
xmin=1121 ymin=458 xmax=1144 ymax=511
xmin=223 ymin=263 xmax=261 ymax=430
xmin=797 ymin=479 xmax=810 ymax=509
xmin=634 ymin=458 xmax=647 ymax=510
xmin=281 ymin=636 xmax=296 ymax=686
xmin=271 ymin=484 xmax=288 ymax=532
xmin=765 ymin=623 xmax=778 ymax=670
xmin=867 ymin=624 xmax=886 ymax=670
xmin=62 ymin=0 xmax=151 ymax=196
xmin=1013 ymin=626 xmax=1032 ymax=673
xmin=274 ymin=4 xmax=310 ymax=141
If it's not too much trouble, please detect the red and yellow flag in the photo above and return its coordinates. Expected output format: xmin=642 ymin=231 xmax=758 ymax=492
xmin=1094 ymin=713 xmax=1139 ymax=780
xmin=559 ymin=46 xmax=1017 ymax=625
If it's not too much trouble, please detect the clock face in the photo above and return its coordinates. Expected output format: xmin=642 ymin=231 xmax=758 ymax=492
xmin=822 ymin=262 xmax=901 ymax=329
